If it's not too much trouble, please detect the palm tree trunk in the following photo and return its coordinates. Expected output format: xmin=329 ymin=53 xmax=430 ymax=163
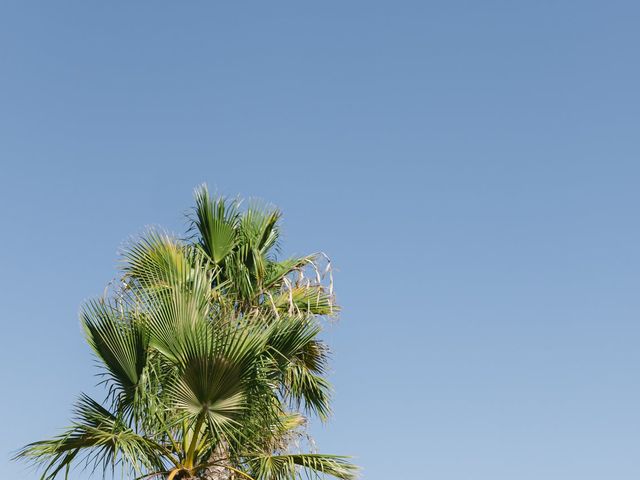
xmin=196 ymin=443 xmax=233 ymax=480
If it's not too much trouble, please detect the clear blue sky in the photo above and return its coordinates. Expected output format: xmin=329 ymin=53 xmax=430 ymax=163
xmin=1 ymin=2 xmax=639 ymax=479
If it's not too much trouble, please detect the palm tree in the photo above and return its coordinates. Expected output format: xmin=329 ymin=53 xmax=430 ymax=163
xmin=17 ymin=187 xmax=357 ymax=480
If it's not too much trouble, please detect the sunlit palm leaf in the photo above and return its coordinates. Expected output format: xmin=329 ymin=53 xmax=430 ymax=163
xmin=240 ymin=202 xmax=281 ymax=255
xmin=122 ymin=232 xmax=191 ymax=290
xmin=167 ymin=323 xmax=269 ymax=438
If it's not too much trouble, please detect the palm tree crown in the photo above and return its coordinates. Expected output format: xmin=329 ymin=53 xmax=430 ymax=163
xmin=17 ymin=185 xmax=357 ymax=480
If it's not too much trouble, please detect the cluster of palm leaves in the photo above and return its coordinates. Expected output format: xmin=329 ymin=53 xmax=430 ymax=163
xmin=17 ymin=186 xmax=357 ymax=480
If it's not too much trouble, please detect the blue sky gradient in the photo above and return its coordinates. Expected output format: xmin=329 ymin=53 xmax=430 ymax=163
xmin=1 ymin=2 xmax=639 ymax=479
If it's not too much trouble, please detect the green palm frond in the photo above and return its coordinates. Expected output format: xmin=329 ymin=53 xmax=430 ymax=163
xmin=265 ymin=316 xmax=332 ymax=419
xmin=167 ymin=326 xmax=268 ymax=429
xmin=283 ymin=365 xmax=332 ymax=421
xmin=81 ymin=300 xmax=149 ymax=412
xmin=239 ymin=201 xmax=282 ymax=255
xmin=122 ymin=231 xmax=191 ymax=289
xmin=191 ymin=184 xmax=239 ymax=265
xmin=246 ymin=453 xmax=358 ymax=480
xmin=142 ymin=283 xmax=212 ymax=365
xmin=266 ymin=317 xmax=322 ymax=363
xmin=224 ymin=245 xmax=259 ymax=303
xmin=16 ymin=395 xmax=171 ymax=480
xmin=123 ymin=238 xmax=215 ymax=362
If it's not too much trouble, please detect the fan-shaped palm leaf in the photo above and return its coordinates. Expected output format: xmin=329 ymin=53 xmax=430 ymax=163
xmin=191 ymin=185 xmax=239 ymax=265
xmin=81 ymin=299 xmax=149 ymax=415
xmin=245 ymin=453 xmax=358 ymax=480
